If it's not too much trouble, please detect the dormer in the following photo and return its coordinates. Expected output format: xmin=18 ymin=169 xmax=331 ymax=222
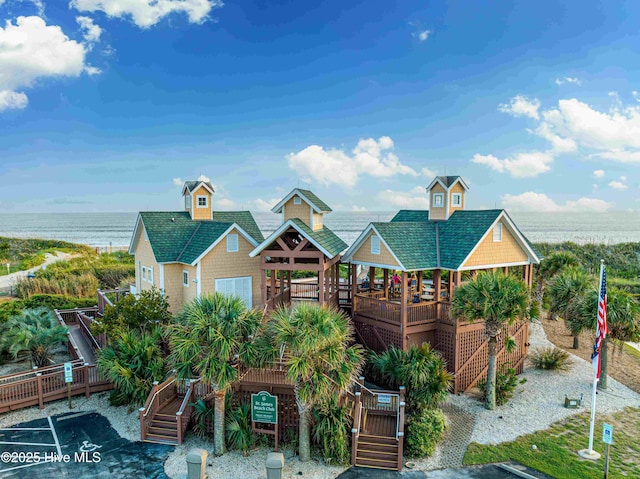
xmin=182 ymin=180 xmax=215 ymax=221
xmin=426 ymin=176 xmax=469 ymax=221
xmin=271 ymin=188 xmax=332 ymax=230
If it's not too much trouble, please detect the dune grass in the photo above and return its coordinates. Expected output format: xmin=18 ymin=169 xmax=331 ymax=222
xmin=464 ymin=407 xmax=640 ymax=479
xmin=0 ymin=237 xmax=92 ymax=276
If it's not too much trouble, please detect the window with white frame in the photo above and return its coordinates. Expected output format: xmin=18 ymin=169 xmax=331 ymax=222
xmin=185 ymin=194 xmax=191 ymax=209
xmin=451 ymin=193 xmax=462 ymax=207
xmin=227 ymin=234 xmax=239 ymax=252
xmin=215 ymin=276 xmax=252 ymax=307
xmin=183 ymin=270 xmax=189 ymax=287
xmin=293 ymin=196 xmax=301 ymax=205
xmin=371 ymin=235 xmax=381 ymax=255
xmin=142 ymin=266 xmax=154 ymax=283
xmin=433 ymin=193 xmax=444 ymax=207
xmin=493 ymin=223 xmax=503 ymax=242
xmin=196 ymin=196 xmax=208 ymax=208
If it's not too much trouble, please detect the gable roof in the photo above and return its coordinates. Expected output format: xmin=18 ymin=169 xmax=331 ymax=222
xmin=426 ymin=176 xmax=470 ymax=192
xmin=182 ymin=181 xmax=215 ymax=196
xmin=250 ymin=218 xmax=347 ymax=259
xmin=132 ymin=211 xmax=263 ymax=265
xmin=271 ymin=188 xmax=332 ymax=214
xmin=343 ymin=208 xmax=539 ymax=271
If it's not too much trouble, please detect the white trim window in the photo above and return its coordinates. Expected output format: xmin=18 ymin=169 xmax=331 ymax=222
xmin=183 ymin=270 xmax=189 ymax=287
xmin=142 ymin=266 xmax=154 ymax=283
xmin=227 ymin=234 xmax=239 ymax=252
xmin=215 ymin=276 xmax=252 ymax=307
xmin=293 ymin=196 xmax=301 ymax=205
xmin=185 ymin=194 xmax=191 ymax=209
xmin=451 ymin=193 xmax=462 ymax=207
xmin=196 ymin=195 xmax=208 ymax=208
xmin=433 ymin=193 xmax=444 ymax=207
xmin=493 ymin=223 xmax=503 ymax=242
xmin=371 ymin=235 xmax=381 ymax=255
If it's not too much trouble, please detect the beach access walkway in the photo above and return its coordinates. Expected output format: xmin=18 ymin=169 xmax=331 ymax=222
xmin=0 ymin=251 xmax=75 ymax=290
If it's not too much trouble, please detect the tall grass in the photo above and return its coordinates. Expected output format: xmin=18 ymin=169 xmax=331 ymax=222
xmin=16 ymin=274 xmax=100 ymax=298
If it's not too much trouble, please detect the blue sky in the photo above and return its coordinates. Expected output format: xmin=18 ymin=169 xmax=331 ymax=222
xmin=1 ymin=0 xmax=639 ymax=213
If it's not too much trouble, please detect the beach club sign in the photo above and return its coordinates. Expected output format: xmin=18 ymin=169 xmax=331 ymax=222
xmin=251 ymin=391 xmax=277 ymax=424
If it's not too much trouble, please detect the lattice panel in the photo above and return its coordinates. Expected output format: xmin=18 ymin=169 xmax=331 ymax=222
xmin=434 ymin=330 xmax=455 ymax=373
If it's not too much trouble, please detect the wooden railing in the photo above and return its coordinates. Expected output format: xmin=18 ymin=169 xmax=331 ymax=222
xmin=407 ymin=301 xmax=438 ymax=325
xmin=139 ymin=375 xmax=176 ymax=442
xmin=0 ymin=362 xmax=112 ymax=413
xmin=397 ymin=386 xmax=406 ymax=470
xmin=54 ymin=309 xmax=84 ymax=361
xmin=338 ymin=285 xmax=351 ymax=306
xmin=97 ymin=287 xmax=129 ymax=316
xmin=266 ymin=287 xmax=291 ymax=310
xmin=354 ymin=295 xmax=401 ymax=325
xmin=77 ymin=312 xmax=103 ymax=352
xmin=177 ymin=378 xmax=200 ymax=444
xmin=351 ymin=390 xmax=363 ymax=466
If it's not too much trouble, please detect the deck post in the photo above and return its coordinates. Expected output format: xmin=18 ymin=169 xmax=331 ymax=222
xmin=261 ymin=268 xmax=267 ymax=307
xmin=401 ymin=271 xmax=408 ymax=350
xmin=279 ymin=269 xmax=284 ymax=294
xmin=270 ymin=269 xmax=276 ymax=303
xmin=36 ymin=373 xmax=43 ymax=409
xmin=503 ymin=266 xmax=509 ymax=275
xmin=369 ymin=266 xmax=375 ymax=292
xmin=324 ymin=262 xmax=330 ymax=302
xmin=447 ymin=270 xmax=453 ymax=299
xmin=383 ymin=269 xmax=389 ymax=299
xmin=176 ymin=411 xmax=183 ymax=445
xmin=397 ymin=386 xmax=406 ymax=471
xmin=351 ymin=263 xmax=357 ymax=312
xmin=417 ymin=270 xmax=423 ymax=296
xmin=319 ymin=267 xmax=325 ymax=307
xmin=84 ymin=363 xmax=90 ymax=399
xmin=433 ymin=269 xmax=441 ymax=300
xmin=529 ymin=264 xmax=534 ymax=288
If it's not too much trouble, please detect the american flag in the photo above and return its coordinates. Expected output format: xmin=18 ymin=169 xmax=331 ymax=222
xmin=591 ymin=264 xmax=608 ymax=379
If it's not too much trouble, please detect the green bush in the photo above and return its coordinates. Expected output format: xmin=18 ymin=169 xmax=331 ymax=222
xmin=311 ymin=395 xmax=352 ymax=465
xmin=225 ymin=401 xmax=253 ymax=456
xmin=405 ymin=408 xmax=447 ymax=458
xmin=530 ymin=347 xmax=573 ymax=371
xmin=191 ymin=398 xmax=214 ymax=440
xmin=477 ymin=365 xmax=527 ymax=406
xmin=0 ymin=295 xmax=96 ymax=324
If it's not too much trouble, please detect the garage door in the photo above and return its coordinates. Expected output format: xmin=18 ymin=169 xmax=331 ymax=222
xmin=214 ymin=276 xmax=252 ymax=308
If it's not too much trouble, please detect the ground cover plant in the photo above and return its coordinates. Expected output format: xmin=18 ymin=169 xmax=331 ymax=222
xmin=0 ymin=237 xmax=91 ymax=275
xmin=530 ymin=347 xmax=572 ymax=371
xmin=464 ymin=407 xmax=640 ymax=479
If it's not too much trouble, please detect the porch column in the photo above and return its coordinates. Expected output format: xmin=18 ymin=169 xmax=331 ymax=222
xmin=369 ymin=266 xmax=375 ymax=291
xmin=287 ymin=270 xmax=292 ymax=291
xmin=319 ymin=266 xmax=325 ymax=307
xmin=470 ymin=269 xmax=478 ymax=279
xmin=447 ymin=270 xmax=453 ymax=300
xmin=324 ymin=262 xmax=330 ymax=301
xmin=455 ymin=271 xmax=462 ymax=287
xmin=528 ymin=264 xmax=534 ymax=288
xmin=351 ymin=263 xmax=357 ymax=312
xmin=503 ymin=266 xmax=509 ymax=275
xmin=270 ymin=270 xmax=276 ymax=300
xmin=261 ymin=268 xmax=267 ymax=306
xmin=279 ymin=269 xmax=285 ymax=292
xmin=383 ymin=269 xmax=389 ymax=300
xmin=417 ymin=271 xmax=423 ymax=296
xmin=433 ymin=269 xmax=441 ymax=301
xmin=400 ymin=271 xmax=408 ymax=350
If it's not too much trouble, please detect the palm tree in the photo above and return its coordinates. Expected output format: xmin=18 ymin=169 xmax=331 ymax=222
xmin=452 ymin=271 xmax=532 ymax=410
xmin=167 ymin=293 xmax=264 ymax=456
xmin=369 ymin=343 xmax=453 ymax=414
xmin=547 ymin=267 xmax=592 ymax=349
xmin=97 ymin=328 xmax=166 ymax=406
xmin=575 ymin=286 xmax=640 ymax=390
xmin=0 ymin=308 xmax=68 ymax=367
xmin=536 ymin=252 xmax=580 ymax=315
xmin=266 ymin=303 xmax=364 ymax=462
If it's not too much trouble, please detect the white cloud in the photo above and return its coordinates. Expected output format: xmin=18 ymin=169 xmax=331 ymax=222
xmin=214 ymin=197 xmax=236 ymax=210
xmin=471 ymin=151 xmax=553 ymax=178
xmin=0 ymin=90 xmax=28 ymax=111
xmin=620 ymin=175 xmax=627 ymax=181
xmin=633 ymin=91 xmax=639 ymax=102
xmin=498 ymin=95 xmax=541 ymax=120
xmin=501 ymin=192 xmax=613 ymax=212
xmin=250 ymin=198 xmax=280 ymax=211
xmin=593 ymin=169 xmax=605 ymax=178
xmin=70 ymin=0 xmax=223 ymax=28
xmin=420 ymin=167 xmax=436 ymax=178
xmin=608 ymin=180 xmax=628 ymax=190
xmin=76 ymin=16 xmax=102 ymax=43
xmin=351 ymin=205 xmax=367 ymax=212
xmin=197 ymin=174 xmax=210 ymax=182
xmin=378 ymin=186 xmax=428 ymax=209
xmin=287 ymin=136 xmax=418 ymax=188
xmin=555 ymin=77 xmax=582 ymax=86
xmin=0 ymin=16 xmax=95 ymax=112
xmin=414 ymin=29 xmax=431 ymax=41
xmin=531 ymin=123 xmax=577 ymax=153
xmin=172 ymin=177 xmax=183 ymax=186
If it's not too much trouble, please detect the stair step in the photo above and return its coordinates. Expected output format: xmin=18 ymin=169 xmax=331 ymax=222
xmin=144 ymin=434 xmax=178 ymax=446
xmin=154 ymin=413 xmax=178 ymax=421
xmin=355 ymin=458 xmax=398 ymax=470
xmin=359 ymin=434 xmax=397 ymax=446
xmin=151 ymin=418 xmax=178 ymax=427
xmin=149 ymin=426 xmax=178 ymax=437
xmin=357 ymin=440 xmax=398 ymax=452
xmin=356 ymin=449 xmax=398 ymax=462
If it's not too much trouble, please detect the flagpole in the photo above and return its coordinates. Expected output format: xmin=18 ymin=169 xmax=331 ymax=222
xmin=579 ymin=260 xmax=604 ymax=461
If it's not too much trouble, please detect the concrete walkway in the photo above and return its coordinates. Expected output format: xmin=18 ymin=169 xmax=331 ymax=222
xmin=0 ymin=252 xmax=75 ymax=289
xmin=336 ymin=463 xmax=555 ymax=479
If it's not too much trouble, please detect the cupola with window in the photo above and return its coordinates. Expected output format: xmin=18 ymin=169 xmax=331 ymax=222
xmin=270 ymin=188 xmax=332 ymax=231
xmin=425 ymin=176 xmax=469 ymax=221
xmin=181 ymin=180 xmax=215 ymax=220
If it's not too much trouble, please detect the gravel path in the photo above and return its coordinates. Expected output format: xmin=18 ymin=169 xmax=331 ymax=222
xmin=0 ymin=251 xmax=75 ymax=288
xmin=449 ymin=321 xmax=640 ymax=446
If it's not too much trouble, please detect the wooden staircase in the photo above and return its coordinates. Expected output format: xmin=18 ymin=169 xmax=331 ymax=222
xmin=145 ymin=395 xmax=183 ymax=445
xmin=355 ymin=433 xmax=401 ymax=470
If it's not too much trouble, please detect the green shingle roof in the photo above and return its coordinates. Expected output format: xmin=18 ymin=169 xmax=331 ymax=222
xmin=297 ymin=189 xmax=332 ymax=212
xmin=289 ymin=218 xmax=347 ymax=258
xmin=139 ymin=211 xmax=263 ymax=264
xmin=360 ymin=209 xmax=536 ymax=271
xmin=391 ymin=210 xmax=430 ymax=222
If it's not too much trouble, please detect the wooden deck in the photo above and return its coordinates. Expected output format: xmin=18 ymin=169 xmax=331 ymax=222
xmin=362 ymin=412 xmax=396 ymax=437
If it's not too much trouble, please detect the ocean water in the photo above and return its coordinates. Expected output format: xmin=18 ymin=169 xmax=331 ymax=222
xmin=0 ymin=211 xmax=638 ymax=247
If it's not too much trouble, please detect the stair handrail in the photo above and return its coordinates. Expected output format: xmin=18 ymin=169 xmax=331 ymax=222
xmin=139 ymin=374 xmax=176 ymax=441
xmin=350 ymin=390 xmax=362 ymax=466
xmin=176 ymin=378 xmax=200 ymax=444
xmin=396 ymin=386 xmax=406 ymax=470
xmin=142 ymin=376 xmax=176 ymax=417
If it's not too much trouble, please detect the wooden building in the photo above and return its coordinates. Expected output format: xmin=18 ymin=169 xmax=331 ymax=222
xmin=342 ymin=176 xmax=541 ymax=392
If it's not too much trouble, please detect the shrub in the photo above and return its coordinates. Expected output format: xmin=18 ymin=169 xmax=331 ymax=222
xmin=225 ymin=401 xmax=253 ymax=456
xmin=368 ymin=343 xmax=453 ymax=413
xmin=311 ymin=395 xmax=352 ymax=465
xmin=405 ymin=408 xmax=447 ymax=458
xmin=477 ymin=365 xmax=526 ymax=406
xmin=191 ymin=398 xmax=214 ymax=440
xmin=530 ymin=347 xmax=573 ymax=371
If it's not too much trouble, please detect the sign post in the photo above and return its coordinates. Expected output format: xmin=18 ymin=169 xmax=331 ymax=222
xmin=602 ymin=423 xmax=613 ymax=479
xmin=64 ymin=362 xmax=74 ymax=409
xmin=251 ymin=391 xmax=278 ymax=451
